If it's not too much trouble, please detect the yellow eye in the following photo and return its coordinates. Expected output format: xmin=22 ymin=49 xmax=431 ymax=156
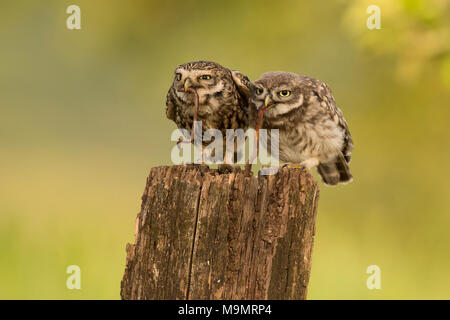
xmin=200 ymin=75 xmax=212 ymax=80
xmin=176 ymin=73 xmax=182 ymax=81
xmin=256 ymin=88 xmax=264 ymax=95
xmin=279 ymin=90 xmax=291 ymax=97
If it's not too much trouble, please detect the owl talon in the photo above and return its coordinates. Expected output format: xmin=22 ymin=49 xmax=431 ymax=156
xmin=282 ymin=164 xmax=306 ymax=171
xmin=244 ymin=163 xmax=253 ymax=176
xmin=218 ymin=164 xmax=240 ymax=174
xmin=183 ymin=163 xmax=209 ymax=174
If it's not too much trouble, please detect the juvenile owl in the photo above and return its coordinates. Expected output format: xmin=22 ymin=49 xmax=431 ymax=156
xmin=250 ymin=72 xmax=353 ymax=185
xmin=166 ymin=61 xmax=252 ymax=163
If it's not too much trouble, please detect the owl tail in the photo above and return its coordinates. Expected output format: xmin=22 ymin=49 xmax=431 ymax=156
xmin=317 ymin=153 xmax=353 ymax=186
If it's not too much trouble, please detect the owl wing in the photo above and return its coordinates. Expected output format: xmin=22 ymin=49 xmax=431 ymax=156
xmin=312 ymin=80 xmax=353 ymax=163
xmin=165 ymin=88 xmax=176 ymax=121
xmin=231 ymin=70 xmax=254 ymax=101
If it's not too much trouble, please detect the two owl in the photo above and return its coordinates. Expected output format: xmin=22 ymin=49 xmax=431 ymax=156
xmin=166 ymin=61 xmax=353 ymax=186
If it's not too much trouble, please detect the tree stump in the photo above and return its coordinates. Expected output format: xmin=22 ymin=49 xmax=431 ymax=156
xmin=120 ymin=165 xmax=320 ymax=300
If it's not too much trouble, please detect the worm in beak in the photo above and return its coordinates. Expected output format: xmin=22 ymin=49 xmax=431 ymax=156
xmin=246 ymin=105 xmax=268 ymax=173
xmin=177 ymin=86 xmax=199 ymax=146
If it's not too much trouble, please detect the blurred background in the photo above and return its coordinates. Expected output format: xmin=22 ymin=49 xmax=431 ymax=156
xmin=1 ymin=0 xmax=449 ymax=299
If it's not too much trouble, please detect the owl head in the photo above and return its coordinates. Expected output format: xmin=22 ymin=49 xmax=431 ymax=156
xmin=172 ymin=61 xmax=231 ymax=101
xmin=250 ymin=72 xmax=306 ymax=119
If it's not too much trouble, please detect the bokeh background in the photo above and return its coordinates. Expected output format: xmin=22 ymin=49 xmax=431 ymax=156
xmin=1 ymin=0 xmax=450 ymax=299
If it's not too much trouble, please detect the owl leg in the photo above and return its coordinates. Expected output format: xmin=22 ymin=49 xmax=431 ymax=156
xmin=283 ymin=158 xmax=320 ymax=170
xmin=282 ymin=163 xmax=305 ymax=170
xmin=177 ymin=87 xmax=200 ymax=146
xmin=218 ymin=144 xmax=237 ymax=173
xmin=246 ymin=107 xmax=265 ymax=174
xmin=245 ymin=136 xmax=258 ymax=174
xmin=183 ymin=148 xmax=205 ymax=166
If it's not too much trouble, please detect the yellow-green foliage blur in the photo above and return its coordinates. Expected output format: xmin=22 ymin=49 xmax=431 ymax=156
xmin=1 ymin=0 xmax=449 ymax=299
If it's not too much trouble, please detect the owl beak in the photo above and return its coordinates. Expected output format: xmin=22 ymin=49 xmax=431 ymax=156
xmin=264 ymin=96 xmax=272 ymax=108
xmin=184 ymin=78 xmax=193 ymax=92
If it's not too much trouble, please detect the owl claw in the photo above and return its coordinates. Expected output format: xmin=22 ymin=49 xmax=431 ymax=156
xmin=218 ymin=164 xmax=238 ymax=174
xmin=244 ymin=163 xmax=253 ymax=176
xmin=282 ymin=163 xmax=306 ymax=171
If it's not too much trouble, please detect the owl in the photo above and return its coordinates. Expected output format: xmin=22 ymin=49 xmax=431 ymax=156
xmin=166 ymin=61 xmax=253 ymax=163
xmin=250 ymin=72 xmax=353 ymax=185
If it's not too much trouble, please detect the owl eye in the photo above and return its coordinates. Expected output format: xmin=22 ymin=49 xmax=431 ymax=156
xmin=256 ymin=88 xmax=264 ymax=95
xmin=200 ymin=75 xmax=212 ymax=80
xmin=279 ymin=90 xmax=291 ymax=97
xmin=176 ymin=73 xmax=182 ymax=81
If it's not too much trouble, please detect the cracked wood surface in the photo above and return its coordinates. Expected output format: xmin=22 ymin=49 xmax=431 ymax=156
xmin=120 ymin=165 xmax=319 ymax=300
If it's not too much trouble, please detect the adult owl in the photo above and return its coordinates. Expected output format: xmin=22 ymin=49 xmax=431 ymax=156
xmin=166 ymin=60 xmax=253 ymax=163
xmin=250 ymin=72 xmax=353 ymax=185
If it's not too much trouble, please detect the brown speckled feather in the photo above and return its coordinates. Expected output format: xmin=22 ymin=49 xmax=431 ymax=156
xmin=250 ymin=72 xmax=353 ymax=185
xmin=166 ymin=61 xmax=252 ymax=146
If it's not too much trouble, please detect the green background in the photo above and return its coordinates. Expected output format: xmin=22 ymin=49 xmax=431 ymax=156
xmin=1 ymin=0 xmax=450 ymax=299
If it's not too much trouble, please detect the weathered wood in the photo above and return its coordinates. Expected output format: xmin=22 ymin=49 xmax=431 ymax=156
xmin=121 ymin=165 xmax=319 ymax=300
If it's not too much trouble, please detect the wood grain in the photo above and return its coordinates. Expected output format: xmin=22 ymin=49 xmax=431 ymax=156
xmin=121 ymin=165 xmax=319 ymax=300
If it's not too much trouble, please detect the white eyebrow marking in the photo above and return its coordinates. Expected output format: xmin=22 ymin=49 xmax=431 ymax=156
xmin=270 ymin=94 xmax=304 ymax=116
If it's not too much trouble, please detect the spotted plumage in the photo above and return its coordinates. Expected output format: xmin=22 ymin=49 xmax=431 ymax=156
xmin=250 ymin=72 xmax=353 ymax=185
xmin=166 ymin=61 xmax=252 ymax=162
